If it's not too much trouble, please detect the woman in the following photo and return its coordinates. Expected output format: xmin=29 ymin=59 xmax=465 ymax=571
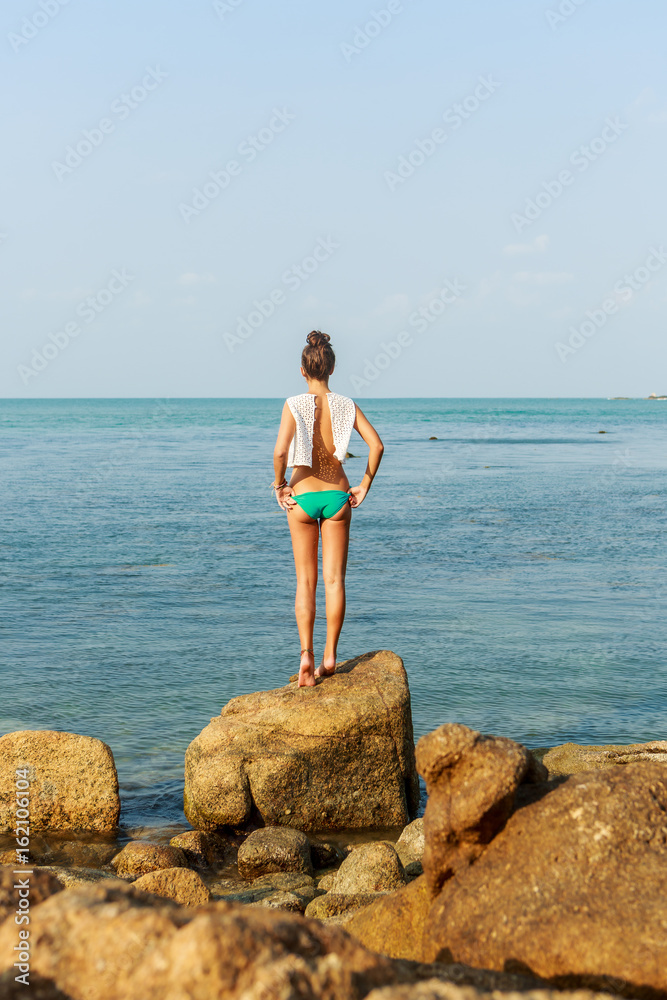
xmin=272 ymin=331 xmax=384 ymax=687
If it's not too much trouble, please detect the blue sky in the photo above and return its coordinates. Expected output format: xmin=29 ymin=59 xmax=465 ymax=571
xmin=2 ymin=0 xmax=666 ymax=397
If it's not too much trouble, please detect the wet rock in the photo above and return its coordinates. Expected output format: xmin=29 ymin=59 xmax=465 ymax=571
xmin=250 ymin=871 xmax=317 ymax=893
xmin=168 ymin=829 xmax=230 ymax=868
xmin=424 ymin=762 xmax=667 ymax=995
xmin=346 ymin=875 xmax=431 ymax=961
xmin=110 ymin=841 xmax=188 ymax=877
xmin=1 ymin=865 xmax=63 ymax=925
xmin=184 ymin=650 xmax=420 ymax=831
xmin=0 ymin=731 xmax=120 ymax=834
xmin=250 ymin=889 xmax=305 ymax=912
xmin=132 ymin=867 xmax=210 ymax=906
xmin=331 ymin=842 xmax=406 ymax=894
xmin=542 ymin=739 xmax=667 ymax=777
xmin=309 ymin=836 xmax=344 ymax=868
xmin=237 ymin=826 xmax=313 ymax=879
xmin=403 ymin=859 xmax=423 ymax=879
xmin=40 ymin=836 xmax=118 ymax=869
xmin=416 ymin=723 xmax=531 ymax=895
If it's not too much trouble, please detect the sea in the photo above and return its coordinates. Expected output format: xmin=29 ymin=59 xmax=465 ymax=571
xmin=1 ymin=397 xmax=666 ymax=832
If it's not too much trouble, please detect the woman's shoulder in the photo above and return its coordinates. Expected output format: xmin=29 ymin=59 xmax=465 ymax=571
xmin=329 ymin=391 xmax=356 ymax=412
xmin=286 ymin=392 xmax=310 ymax=406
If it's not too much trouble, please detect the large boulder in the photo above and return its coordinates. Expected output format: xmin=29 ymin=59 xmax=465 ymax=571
xmin=0 ymin=879 xmax=556 ymax=1000
xmin=424 ymin=762 xmax=667 ymax=995
xmin=237 ymin=827 xmax=313 ymax=879
xmin=332 ymin=842 xmax=406 ymax=894
xmin=0 ymin=731 xmax=120 ymax=834
xmin=542 ymin=739 xmax=667 ymax=777
xmin=184 ymin=650 xmax=420 ymax=831
xmin=416 ymin=724 xmax=533 ymax=895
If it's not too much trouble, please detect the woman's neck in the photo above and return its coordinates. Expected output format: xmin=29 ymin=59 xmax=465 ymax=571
xmin=306 ymin=380 xmax=330 ymax=395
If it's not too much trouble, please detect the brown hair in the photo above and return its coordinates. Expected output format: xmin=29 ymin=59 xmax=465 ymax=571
xmin=301 ymin=330 xmax=335 ymax=380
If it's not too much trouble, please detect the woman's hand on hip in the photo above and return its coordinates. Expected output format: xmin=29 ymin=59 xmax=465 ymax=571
xmin=348 ymin=485 xmax=368 ymax=508
xmin=276 ymin=485 xmax=297 ymax=511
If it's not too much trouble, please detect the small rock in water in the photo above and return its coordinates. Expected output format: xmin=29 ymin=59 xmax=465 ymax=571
xmin=111 ymin=841 xmax=189 ymax=877
xmin=305 ymin=891 xmax=382 ymax=924
xmin=237 ymin=827 xmax=313 ymax=880
xmin=542 ymin=739 xmax=667 ymax=776
xmin=345 ymin=451 xmax=357 ymax=458
xmin=428 ymin=436 xmax=438 ymax=440
xmin=169 ymin=829 xmax=231 ymax=869
xmin=309 ymin=837 xmax=343 ymax=869
xmin=332 ymin=842 xmax=406 ymax=894
xmin=132 ymin=867 xmax=210 ymax=906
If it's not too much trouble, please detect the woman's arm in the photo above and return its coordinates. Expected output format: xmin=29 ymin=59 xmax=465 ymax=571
xmin=272 ymin=402 xmax=297 ymax=509
xmin=348 ymin=405 xmax=384 ymax=508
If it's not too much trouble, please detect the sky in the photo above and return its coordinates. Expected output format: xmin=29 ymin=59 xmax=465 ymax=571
xmin=2 ymin=0 xmax=666 ymax=398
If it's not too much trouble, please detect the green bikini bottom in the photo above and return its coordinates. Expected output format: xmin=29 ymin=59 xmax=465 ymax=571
xmin=293 ymin=490 xmax=351 ymax=520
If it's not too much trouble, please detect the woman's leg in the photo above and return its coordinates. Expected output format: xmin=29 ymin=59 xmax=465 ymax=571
xmin=319 ymin=501 xmax=351 ymax=674
xmin=287 ymin=504 xmax=320 ymax=686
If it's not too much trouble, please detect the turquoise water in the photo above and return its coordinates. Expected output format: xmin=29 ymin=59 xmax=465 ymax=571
xmin=1 ymin=398 xmax=666 ymax=829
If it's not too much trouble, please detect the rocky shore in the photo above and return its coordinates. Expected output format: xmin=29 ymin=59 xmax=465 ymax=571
xmin=1 ymin=649 xmax=666 ymax=999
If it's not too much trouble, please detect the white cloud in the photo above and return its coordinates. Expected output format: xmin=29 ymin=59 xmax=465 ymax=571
xmin=502 ymin=234 xmax=549 ymax=256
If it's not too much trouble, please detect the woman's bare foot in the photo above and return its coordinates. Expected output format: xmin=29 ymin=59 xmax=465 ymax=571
xmin=298 ymin=648 xmax=316 ymax=687
xmin=316 ymin=650 xmax=336 ymax=678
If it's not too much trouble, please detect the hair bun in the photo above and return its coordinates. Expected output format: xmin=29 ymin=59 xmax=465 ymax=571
xmin=306 ymin=330 xmax=331 ymax=347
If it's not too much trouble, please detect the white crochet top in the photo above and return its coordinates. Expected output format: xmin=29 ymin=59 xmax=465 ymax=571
xmin=286 ymin=392 xmax=356 ymax=468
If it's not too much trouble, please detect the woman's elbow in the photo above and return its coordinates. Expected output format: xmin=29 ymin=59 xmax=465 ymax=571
xmin=274 ymin=448 xmax=288 ymax=462
xmin=375 ymin=440 xmax=385 ymax=456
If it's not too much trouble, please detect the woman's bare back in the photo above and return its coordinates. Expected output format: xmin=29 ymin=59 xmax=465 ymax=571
xmin=290 ymin=394 xmax=350 ymax=492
